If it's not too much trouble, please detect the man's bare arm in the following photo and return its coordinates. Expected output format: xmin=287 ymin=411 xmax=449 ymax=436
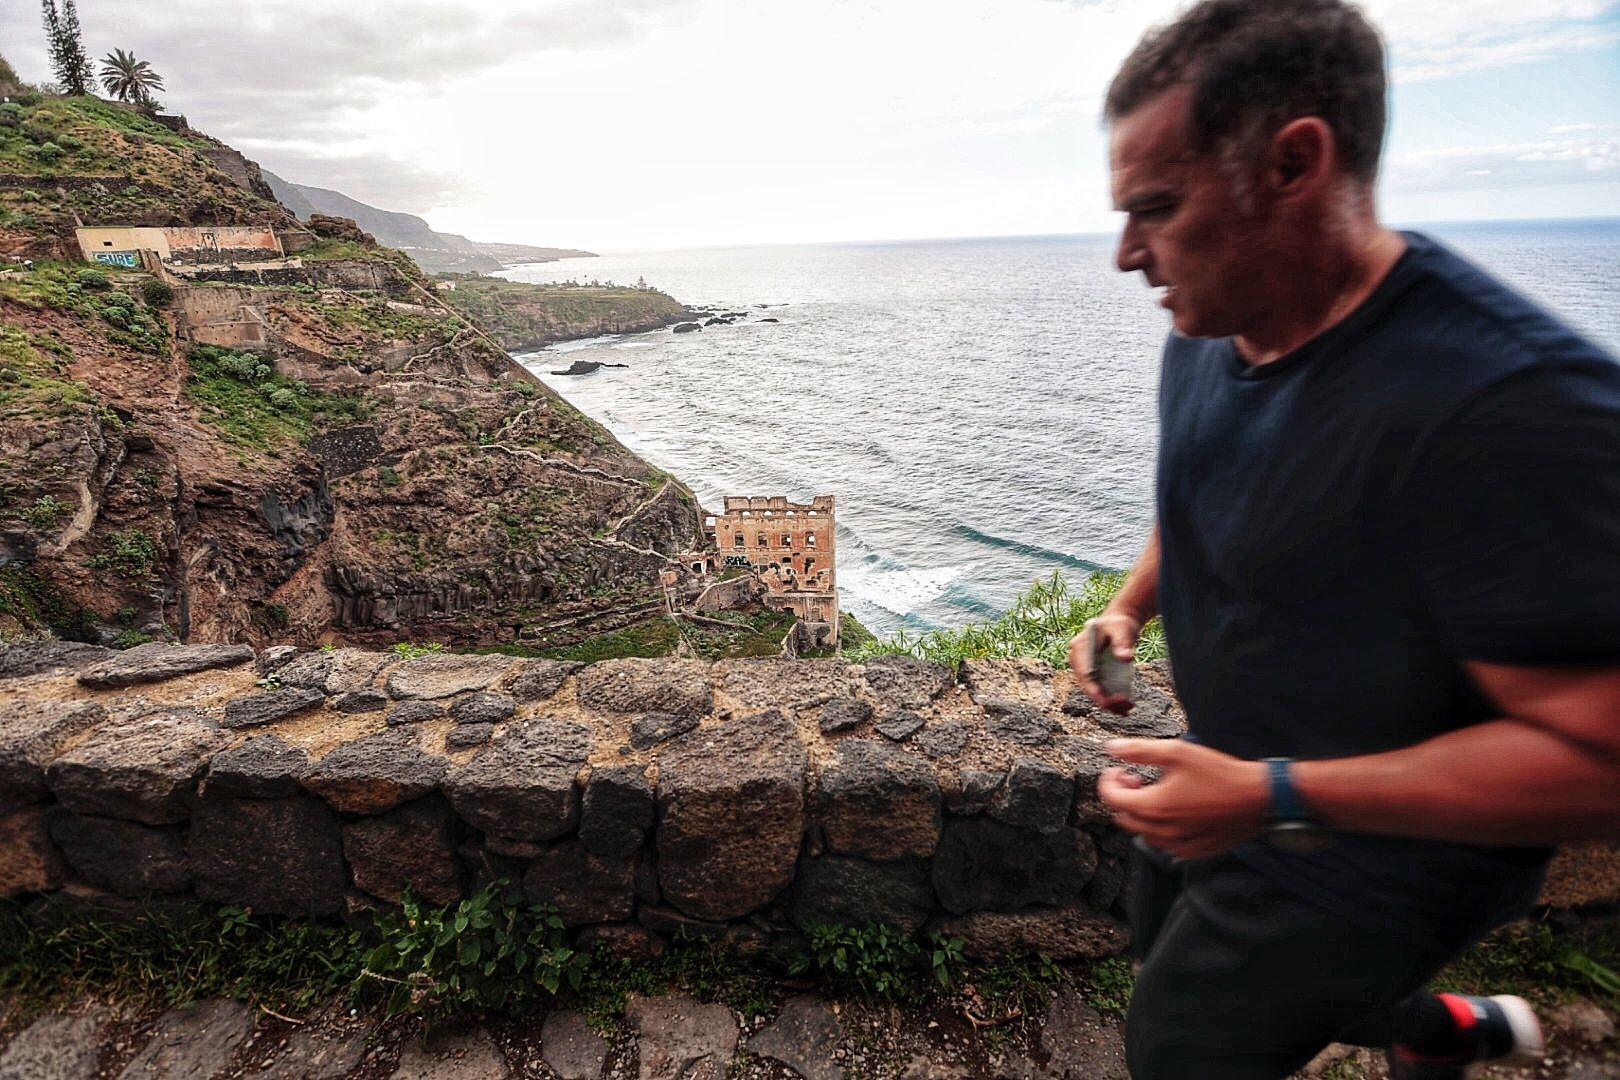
xmin=1292 ymin=660 xmax=1620 ymax=845
xmin=1068 ymin=521 xmax=1160 ymax=712
xmin=1100 ymin=659 xmax=1620 ymax=856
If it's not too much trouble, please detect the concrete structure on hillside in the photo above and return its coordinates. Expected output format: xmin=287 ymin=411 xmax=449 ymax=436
xmin=705 ymin=495 xmax=839 ymax=643
xmin=75 ymin=225 xmax=285 ymax=268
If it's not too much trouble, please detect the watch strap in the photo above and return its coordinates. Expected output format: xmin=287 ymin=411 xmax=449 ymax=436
xmin=1261 ymin=757 xmax=1310 ymax=822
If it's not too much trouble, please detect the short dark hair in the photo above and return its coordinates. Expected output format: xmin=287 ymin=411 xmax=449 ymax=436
xmin=1105 ymin=0 xmax=1387 ymax=183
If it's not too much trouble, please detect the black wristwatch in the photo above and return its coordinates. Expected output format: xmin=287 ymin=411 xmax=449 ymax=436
xmin=1261 ymin=757 xmax=1332 ymax=853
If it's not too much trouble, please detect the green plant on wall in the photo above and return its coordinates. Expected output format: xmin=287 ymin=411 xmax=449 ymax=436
xmin=358 ymin=883 xmax=588 ymax=1023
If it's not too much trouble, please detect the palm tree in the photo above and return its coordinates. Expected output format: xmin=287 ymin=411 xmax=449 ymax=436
xmin=99 ymin=49 xmax=164 ymax=106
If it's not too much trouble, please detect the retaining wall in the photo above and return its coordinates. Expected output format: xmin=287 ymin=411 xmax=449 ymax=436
xmin=0 ymin=642 xmax=1612 ymax=962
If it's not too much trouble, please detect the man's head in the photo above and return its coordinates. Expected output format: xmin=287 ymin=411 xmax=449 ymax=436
xmin=1106 ymin=0 xmax=1387 ymax=188
xmin=1105 ymin=0 xmax=1389 ymax=340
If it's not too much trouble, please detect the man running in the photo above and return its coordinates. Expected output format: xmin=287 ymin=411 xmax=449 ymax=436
xmin=1072 ymin=2 xmax=1620 ymax=1076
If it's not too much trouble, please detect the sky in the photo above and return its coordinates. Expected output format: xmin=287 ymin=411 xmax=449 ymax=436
xmin=3 ymin=0 xmax=1618 ymax=250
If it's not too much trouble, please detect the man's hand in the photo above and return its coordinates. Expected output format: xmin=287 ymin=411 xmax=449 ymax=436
xmin=1099 ymin=738 xmax=1271 ymax=858
xmin=1069 ymin=612 xmax=1142 ymax=714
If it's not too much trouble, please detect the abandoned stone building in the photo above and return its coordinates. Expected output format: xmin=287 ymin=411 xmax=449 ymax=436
xmin=75 ymin=225 xmax=287 ymax=268
xmin=701 ymin=495 xmax=839 ymax=644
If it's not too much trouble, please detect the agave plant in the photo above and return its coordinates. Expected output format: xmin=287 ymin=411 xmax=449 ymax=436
xmin=99 ymin=48 xmax=165 ymax=106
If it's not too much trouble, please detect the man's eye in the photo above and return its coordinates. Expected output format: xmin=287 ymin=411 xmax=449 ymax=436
xmin=1136 ymin=204 xmax=1173 ymax=220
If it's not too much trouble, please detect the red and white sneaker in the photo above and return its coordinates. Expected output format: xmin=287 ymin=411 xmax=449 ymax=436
xmin=1387 ymin=994 xmax=1545 ymax=1079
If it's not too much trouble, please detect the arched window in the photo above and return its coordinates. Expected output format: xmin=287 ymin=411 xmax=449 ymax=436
xmin=805 ymin=532 xmax=817 ymax=548
xmin=733 ymin=533 xmax=745 ymax=548
xmin=781 ymin=533 xmax=792 ymax=547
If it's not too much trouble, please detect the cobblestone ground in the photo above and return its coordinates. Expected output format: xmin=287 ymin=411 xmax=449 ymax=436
xmin=0 ymin=987 xmax=1612 ymax=1079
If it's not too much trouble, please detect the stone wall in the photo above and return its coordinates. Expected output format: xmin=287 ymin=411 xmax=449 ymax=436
xmin=0 ymin=641 xmax=1613 ymax=963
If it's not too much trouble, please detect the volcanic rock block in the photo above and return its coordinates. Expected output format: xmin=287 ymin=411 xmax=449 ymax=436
xmin=0 ymin=805 xmax=65 ymax=897
xmin=448 ymin=691 xmax=516 ymax=726
xmin=0 ymin=1007 xmax=107 ymax=1080
xmin=745 ymin=995 xmax=845 ymax=1080
xmin=275 ymin=648 xmax=391 ymax=695
xmin=715 ymin=657 xmax=851 ymax=712
xmin=0 ymin=699 xmax=105 ymax=811
xmin=876 ymin=708 xmax=927 ymax=741
xmin=77 ymin=642 xmax=254 ymax=689
xmin=115 ymin=997 xmax=256 ymax=1080
xmin=1057 ymin=736 xmax=1115 ymax=826
xmin=332 ymin=690 xmax=387 ymax=714
xmin=386 ymin=700 xmax=445 ymax=726
xmin=445 ymin=723 xmax=492 ymax=749
xmin=342 ymin=794 xmax=462 ymax=905
xmin=931 ymin=905 xmax=1128 ymax=960
xmin=443 ymin=719 xmax=591 ymax=841
xmin=859 ymin=655 xmax=953 ymax=710
xmin=48 ymin=810 xmax=189 ymax=894
xmin=960 ymin=657 xmax=1057 ymax=711
xmin=302 ymin=729 xmax=448 ymax=815
xmin=932 ymin=816 xmax=1098 ymax=914
xmin=917 ymin=719 xmax=971 ymax=759
xmin=189 ymin=792 xmax=347 ymax=916
xmin=46 ymin=709 xmax=229 ymax=824
xmin=1063 ymin=681 xmax=1187 ymax=738
xmin=508 ymin=659 xmax=582 ymax=703
xmin=255 ymin=645 xmax=299 ymax=674
xmin=0 ymin=640 xmax=112 ymax=678
xmin=817 ymin=697 xmax=872 ymax=734
xmin=580 ymin=764 xmax=655 ymax=857
xmin=984 ymin=704 xmax=1059 ymax=746
xmin=579 ymin=657 xmax=711 ymax=717
xmin=626 ymin=993 xmax=739 ymax=1080
xmin=987 ymin=758 xmax=1073 ymax=833
xmin=222 ymin=687 xmax=326 ymax=729
xmin=656 ymin=709 xmax=806 ymax=920
xmin=630 ymin=712 xmax=697 ymax=750
xmin=790 ymin=854 xmax=934 ymax=934
xmin=384 ymin=653 xmax=515 ymax=700
xmin=522 ymin=838 xmax=636 ymax=925
xmin=816 ymin=739 xmax=941 ymax=861
xmin=540 ymin=1010 xmax=611 ymax=1080
xmin=944 ymin=768 xmax=1006 ymax=815
xmin=202 ymin=734 xmax=308 ymax=799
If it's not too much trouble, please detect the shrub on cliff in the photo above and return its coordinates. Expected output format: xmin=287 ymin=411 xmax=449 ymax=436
xmin=847 ymin=570 xmax=1168 ymax=668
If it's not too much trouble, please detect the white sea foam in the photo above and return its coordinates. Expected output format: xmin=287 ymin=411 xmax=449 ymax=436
xmin=839 ymin=562 xmax=965 ymax=616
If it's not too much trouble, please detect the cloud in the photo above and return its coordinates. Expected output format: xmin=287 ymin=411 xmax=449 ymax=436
xmin=1366 ymin=0 xmax=1620 ymax=81
xmin=1388 ymin=131 xmax=1620 ymax=191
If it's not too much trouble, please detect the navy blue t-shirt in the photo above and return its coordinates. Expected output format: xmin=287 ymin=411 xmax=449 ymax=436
xmin=1156 ymin=231 xmax=1620 ymax=945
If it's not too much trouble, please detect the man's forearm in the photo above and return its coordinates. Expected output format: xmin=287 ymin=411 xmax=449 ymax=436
xmin=1108 ymin=521 xmax=1161 ymax=624
xmin=1293 ymin=719 xmax=1620 ymax=846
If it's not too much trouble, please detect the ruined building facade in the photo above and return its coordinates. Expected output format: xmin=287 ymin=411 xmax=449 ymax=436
xmin=705 ymin=495 xmax=839 ymax=643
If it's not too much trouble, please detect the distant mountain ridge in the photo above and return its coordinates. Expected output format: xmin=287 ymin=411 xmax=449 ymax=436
xmin=261 ymin=170 xmax=594 ymax=274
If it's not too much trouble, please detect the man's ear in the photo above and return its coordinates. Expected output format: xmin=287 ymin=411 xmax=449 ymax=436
xmin=1264 ymin=117 xmax=1335 ymax=199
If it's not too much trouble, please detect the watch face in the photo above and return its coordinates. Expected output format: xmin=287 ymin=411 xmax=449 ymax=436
xmin=1266 ymin=821 xmax=1334 ymax=855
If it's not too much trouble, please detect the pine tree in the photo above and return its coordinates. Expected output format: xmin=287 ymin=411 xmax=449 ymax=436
xmin=41 ymin=0 xmax=93 ymax=95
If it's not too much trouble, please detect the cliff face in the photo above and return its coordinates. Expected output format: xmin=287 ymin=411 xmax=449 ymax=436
xmin=440 ymin=279 xmax=690 ymax=352
xmin=0 ymin=96 xmax=706 ymax=651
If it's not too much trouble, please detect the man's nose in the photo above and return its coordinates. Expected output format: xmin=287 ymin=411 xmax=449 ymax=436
xmin=1116 ymin=222 xmax=1149 ymax=274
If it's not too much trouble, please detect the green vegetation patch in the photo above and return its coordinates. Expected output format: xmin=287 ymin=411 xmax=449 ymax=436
xmin=184 ymin=345 xmax=372 ymax=451
xmin=848 ymin=569 xmax=1168 ymax=667
xmin=486 ymin=617 xmax=685 ymax=664
xmin=0 ymin=565 xmax=92 ymax=639
xmin=1434 ymin=917 xmax=1620 ymax=1010
xmin=85 ymin=527 xmax=160 ymax=579
xmin=0 ymin=262 xmax=166 ymax=354
xmin=0 ymin=325 xmax=94 ymax=423
xmin=309 ymin=297 xmax=449 ymax=342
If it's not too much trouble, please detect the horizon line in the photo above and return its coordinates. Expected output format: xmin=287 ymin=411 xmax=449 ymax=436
xmin=523 ymin=214 xmax=1620 ymax=259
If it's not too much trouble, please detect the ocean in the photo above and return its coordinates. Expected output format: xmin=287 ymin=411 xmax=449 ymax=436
xmin=503 ymin=220 xmax=1620 ymax=638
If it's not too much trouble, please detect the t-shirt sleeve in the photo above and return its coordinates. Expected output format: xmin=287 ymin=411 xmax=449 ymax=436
xmin=1396 ymin=363 xmax=1620 ymax=665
